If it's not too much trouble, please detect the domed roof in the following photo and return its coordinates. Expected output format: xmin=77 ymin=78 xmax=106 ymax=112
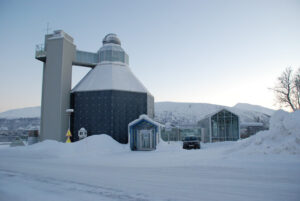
xmin=102 ymin=33 xmax=121 ymax=45
xmin=98 ymin=33 xmax=128 ymax=64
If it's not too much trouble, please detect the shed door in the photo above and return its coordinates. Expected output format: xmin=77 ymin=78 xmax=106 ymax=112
xmin=138 ymin=129 xmax=152 ymax=150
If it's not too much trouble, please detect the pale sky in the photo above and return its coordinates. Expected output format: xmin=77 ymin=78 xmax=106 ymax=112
xmin=0 ymin=0 xmax=299 ymax=112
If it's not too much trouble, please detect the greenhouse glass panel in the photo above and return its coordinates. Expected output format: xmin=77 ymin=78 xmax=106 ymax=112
xmin=210 ymin=110 xmax=239 ymax=142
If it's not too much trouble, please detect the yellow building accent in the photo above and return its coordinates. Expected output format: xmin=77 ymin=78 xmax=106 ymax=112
xmin=66 ymin=129 xmax=72 ymax=143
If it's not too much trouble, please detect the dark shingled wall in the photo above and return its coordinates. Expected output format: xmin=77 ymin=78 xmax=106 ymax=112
xmin=70 ymin=90 xmax=154 ymax=144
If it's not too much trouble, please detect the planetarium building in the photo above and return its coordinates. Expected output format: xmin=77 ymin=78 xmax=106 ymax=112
xmin=70 ymin=34 xmax=154 ymax=144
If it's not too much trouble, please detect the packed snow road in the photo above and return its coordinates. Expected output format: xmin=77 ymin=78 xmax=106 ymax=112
xmin=0 ymin=139 xmax=299 ymax=201
xmin=0 ymin=168 xmax=150 ymax=201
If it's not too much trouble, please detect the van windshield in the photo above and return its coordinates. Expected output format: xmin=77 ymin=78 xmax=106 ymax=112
xmin=183 ymin=136 xmax=197 ymax=141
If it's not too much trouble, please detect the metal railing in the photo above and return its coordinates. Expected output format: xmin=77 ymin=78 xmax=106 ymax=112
xmin=35 ymin=44 xmax=46 ymax=58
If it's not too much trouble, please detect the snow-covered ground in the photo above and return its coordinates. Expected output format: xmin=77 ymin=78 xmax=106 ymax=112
xmin=0 ymin=110 xmax=299 ymax=201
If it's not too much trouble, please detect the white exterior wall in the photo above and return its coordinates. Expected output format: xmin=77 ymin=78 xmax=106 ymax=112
xmin=40 ymin=32 xmax=76 ymax=142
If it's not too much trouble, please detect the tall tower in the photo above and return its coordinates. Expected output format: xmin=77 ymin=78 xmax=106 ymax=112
xmin=38 ymin=31 xmax=76 ymax=141
xmin=36 ymin=30 xmax=98 ymax=142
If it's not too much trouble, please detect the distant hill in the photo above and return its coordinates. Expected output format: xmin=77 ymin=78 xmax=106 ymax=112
xmin=0 ymin=106 xmax=40 ymax=119
xmin=233 ymin=103 xmax=275 ymax=116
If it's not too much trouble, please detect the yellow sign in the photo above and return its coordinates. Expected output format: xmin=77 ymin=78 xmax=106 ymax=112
xmin=66 ymin=129 xmax=72 ymax=137
xmin=66 ymin=129 xmax=72 ymax=143
xmin=66 ymin=137 xmax=71 ymax=143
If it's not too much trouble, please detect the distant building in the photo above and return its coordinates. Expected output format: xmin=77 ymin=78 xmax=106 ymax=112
xmin=160 ymin=123 xmax=201 ymax=142
xmin=178 ymin=124 xmax=201 ymax=141
xmin=198 ymin=109 xmax=240 ymax=143
xmin=161 ymin=122 xmax=180 ymax=141
xmin=128 ymin=115 xmax=163 ymax=151
xmin=240 ymin=122 xmax=266 ymax=139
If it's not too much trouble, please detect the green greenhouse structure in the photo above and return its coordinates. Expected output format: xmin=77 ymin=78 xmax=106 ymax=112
xmin=198 ymin=109 xmax=240 ymax=143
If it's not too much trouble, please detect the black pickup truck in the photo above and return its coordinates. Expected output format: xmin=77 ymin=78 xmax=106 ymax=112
xmin=182 ymin=136 xmax=201 ymax=149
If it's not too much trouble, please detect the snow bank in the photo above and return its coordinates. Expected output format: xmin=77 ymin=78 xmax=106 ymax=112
xmin=155 ymin=140 xmax=183 ymax=152
xmin=6 ymin=134 xmax=129 ymax=159
xmin=70 ymin=134 xmax=130 ymax=156
xmin=230 ymin=110 xmax=300 ymax=155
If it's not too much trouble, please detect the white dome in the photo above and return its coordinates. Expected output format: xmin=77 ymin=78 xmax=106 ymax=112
xmin=102 ymin=33 xmax=121 ymax=45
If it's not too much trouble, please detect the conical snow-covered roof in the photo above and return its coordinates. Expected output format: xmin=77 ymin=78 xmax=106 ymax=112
xmin=71 ymin=62 xmax=150 ymax=94
xmin=72 ymin=34 xmax=151 ymax=94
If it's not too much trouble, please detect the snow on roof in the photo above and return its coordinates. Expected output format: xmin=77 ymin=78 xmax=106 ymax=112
xmin=71 ymin=62 xmax=151 ymax=94
xmin=48 ymin=30 xmax=74 ymax=43
xmin=128 ymin=114 xmax=164 ymax=128
xmin=200 ymin=108 xmax=240 ymax=121
xmin=240 ymin=122 xmax=264 ymax=127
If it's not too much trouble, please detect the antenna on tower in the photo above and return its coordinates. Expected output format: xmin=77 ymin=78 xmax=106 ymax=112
xmin=44 ymin=22 xmax=52 ymax=34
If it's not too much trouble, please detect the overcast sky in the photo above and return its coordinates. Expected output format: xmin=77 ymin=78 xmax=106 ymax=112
xmin=0 ymin=0 xmax=299 ymax=112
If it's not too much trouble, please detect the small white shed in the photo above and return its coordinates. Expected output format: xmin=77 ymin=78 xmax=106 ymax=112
xmin=128 ymin=115 xmax=163 ymax=151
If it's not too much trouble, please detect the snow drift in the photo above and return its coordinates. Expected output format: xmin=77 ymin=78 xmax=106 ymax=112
xmin=5 ymin=135 xmax=129 ymax=159
xmin=230 ymin=110 xmax=300 ymax=155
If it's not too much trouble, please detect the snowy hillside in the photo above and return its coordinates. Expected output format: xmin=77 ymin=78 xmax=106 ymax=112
xmin=155 ymin=102 xmax=272 ymax=126
xmin=0 ymin=106 xmax=40 ymax=119
xmin=233 ymin=103 xmax=275 ymax=116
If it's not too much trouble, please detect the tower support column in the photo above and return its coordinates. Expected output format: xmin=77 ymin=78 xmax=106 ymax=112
xmin=40 ymin=31 xmax=76 ymax=142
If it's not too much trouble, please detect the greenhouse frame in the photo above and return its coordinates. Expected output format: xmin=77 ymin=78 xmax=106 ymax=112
xmin=198 ymin=109 xmax=240 ymax=143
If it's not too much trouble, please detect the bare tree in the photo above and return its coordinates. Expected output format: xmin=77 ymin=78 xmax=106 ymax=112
xmin=271 ymin=67 xmax=300 ymax=111
xmin=294 ymin=68 xmax=300 ymax=109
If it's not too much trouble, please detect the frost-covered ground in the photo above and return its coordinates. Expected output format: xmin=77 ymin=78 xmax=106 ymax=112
xmin=0 ymin=110 xmax=299 ymax=201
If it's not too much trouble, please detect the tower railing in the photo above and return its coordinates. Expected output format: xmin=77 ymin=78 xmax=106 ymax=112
xmin=35 ymin=44 xmax=46 ymax=61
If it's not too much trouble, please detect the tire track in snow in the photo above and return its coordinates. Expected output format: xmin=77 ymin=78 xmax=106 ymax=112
xmin=0 ymin=169 xmax=151 ymax=201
